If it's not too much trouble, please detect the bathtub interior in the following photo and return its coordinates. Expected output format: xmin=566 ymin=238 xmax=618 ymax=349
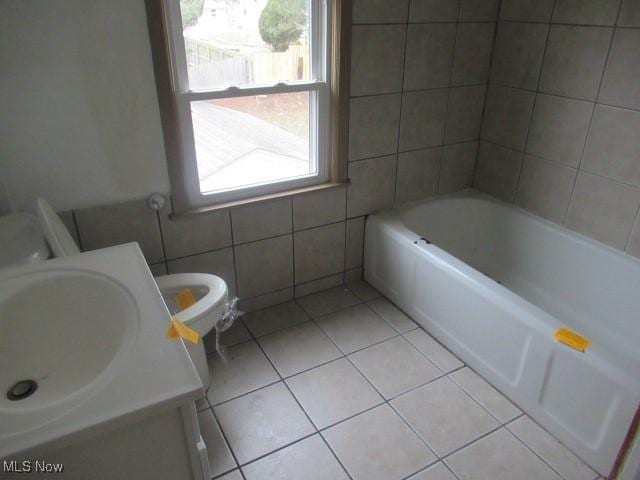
xmin=400 ymin=192 xmax=640 ymax=365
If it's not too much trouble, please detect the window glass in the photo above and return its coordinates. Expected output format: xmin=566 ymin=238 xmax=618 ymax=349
xmin=192 ymin=92 xmax=313 ymax=194
xmin=180 ymin=0 xmax=311 ymax=90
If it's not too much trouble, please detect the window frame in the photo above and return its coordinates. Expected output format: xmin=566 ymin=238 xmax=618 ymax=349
xmin=150 ymin=0 xmax=348 ymax=214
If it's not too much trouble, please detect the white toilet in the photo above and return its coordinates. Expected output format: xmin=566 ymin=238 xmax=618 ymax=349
xmin=154 ymin=273 xmax=227 ymax=389
xmin=0 ymin=199 xmax=229 ymax=391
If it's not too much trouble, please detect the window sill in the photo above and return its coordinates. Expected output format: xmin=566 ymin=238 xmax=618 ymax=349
xmin=170 ymin=180 xmax=350 ymax=219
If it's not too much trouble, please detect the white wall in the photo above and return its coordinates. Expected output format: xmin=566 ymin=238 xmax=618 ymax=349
xmin=0 ymin=0 xmax=170 ymax=212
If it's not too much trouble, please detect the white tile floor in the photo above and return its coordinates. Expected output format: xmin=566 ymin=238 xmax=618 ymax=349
xmin=198 ymin=282 xmax=601 ymax=480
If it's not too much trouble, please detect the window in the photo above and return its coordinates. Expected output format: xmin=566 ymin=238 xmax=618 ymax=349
xmin=159 ymin=0 xmax=338 ymax=210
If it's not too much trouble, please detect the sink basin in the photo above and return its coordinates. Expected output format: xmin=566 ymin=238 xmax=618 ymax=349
xmin=0 ymin=244 xmax=202 ymax=459
xmin=0 ymin=269 xmax=138 ymax=435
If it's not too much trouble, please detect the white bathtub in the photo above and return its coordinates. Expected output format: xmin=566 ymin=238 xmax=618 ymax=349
xmin=364 ymin=190 xmax=640 ymax=476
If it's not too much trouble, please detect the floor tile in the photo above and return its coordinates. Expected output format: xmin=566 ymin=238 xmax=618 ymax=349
xmin=507 ymin=416 xmax=597 ymax=480
xmin=206 ymin=341 xmax=279 ymax=405
xmin=214 ymin=382 xmax=315 ymax=465
xmin=392 ymin=377 xmax=499 ymax=456
xmin=323 ymin=404 xmax=436 ymax=480
xmin=349 ymin=337 xmax=442 ymax=399
xmin=286 ymin=358 xmax=383 ymax=429
xmin=316 ymin=304 xmax=397 ymax=354
xmin=446 ymin=428 xmax=561 ymax=480
xmin=197 ymin=409 xmax=236 ymax=478
xmin=409 ymin=462 xmax=457 ymax=480
xmin=204 ymin=320 xmax=252 ymax=354
xmin=449 ymin=367 xmax=521 ymax=423
xmin=258 ymin=322 xmax=342 ymax=377
xmin=243 ymin=301 xmax=310 ymax=337
xmin=242 ymin=434 xmax=349 ymax=480
xmin=367 ymin=297 xmax=418 ymax=333
xmin=404 ymin=329 xmax=464 ymax=372
xmin=297 ymin=286 xmax=361 ymax=318
xmin=217 ymin=470 xmax=243 ymax=480
xmin=347 ymin=280 xmax=381 ymax=301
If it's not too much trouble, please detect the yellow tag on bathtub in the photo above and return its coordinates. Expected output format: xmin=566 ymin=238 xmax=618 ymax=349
xmin=175 ymin=288 xmax=197 ymax=311
xmin=166 ymin=316 xmax=200 ymax=344
xmin=554 ymin=328 xmax=590 ymax=352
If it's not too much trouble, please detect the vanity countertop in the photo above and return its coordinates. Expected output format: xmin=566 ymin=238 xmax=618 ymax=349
xmin=0 ymin=243 xmax=202 ymax=458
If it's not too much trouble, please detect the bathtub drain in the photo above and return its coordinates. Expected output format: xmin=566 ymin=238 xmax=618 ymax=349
xmin=6 ymin=380 xmax=38 ymax=401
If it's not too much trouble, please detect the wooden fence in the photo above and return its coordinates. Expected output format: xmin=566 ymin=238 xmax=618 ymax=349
xmin=184 ymin=38 xmax=309 ymax=88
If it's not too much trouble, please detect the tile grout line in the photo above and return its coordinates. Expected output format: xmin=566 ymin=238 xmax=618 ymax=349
xmin=301 ymin=293 xmax=545 ymax=471
xmin=391 ymin=1 xmax=412 ymax=204
xmin=213 ymin=325 xmax=463 ymax=415
xmin=561 ymin=102 xmax=597 ymax=226
xmin=562 ymin=1 xmax=625 ymax=227
xmin=305 ymin=313 xmax=444 ymax=466
xmin=154 ymin=208 xmax=169 ymax=270
xmin=439 ymin=423 xmax=507 ymax=463
xmin=511 ymin=0 xmax=557 ymax=204
xmin=341 ymin=191 xmax=350 ymax=284
xmin=229 ymin=339 xmax=323 ymax=470
xmin=213 ymin=291 xmax=489 ymax=413
xmin=227 ymin=209 xmax=242 ymax=297
xmin=388 ymin=385 xmax=526 ymax=468
xmin=348 ymin=81 xmax=488 ymax=100
xmin=350 ymin=20 xmax=640 ymax=28
xmin=471 ymin=4 xmax=501 ymax=189
xmin=206 ymin=404 xmax=245 ymax=480
xmin=209 ymin=375 xmax=282 ymax=408
xmin=436 ymin=0 xmax=463 ymax=194
xmin=356 ymin=215 xmax=366 ymax=277
xmin=446 ymin=368 xmax=522 ymax=426
xmin=349 ymin=139 xmax=481 ymax=168
xmin=236 ymin=430 xmax=322 ymax=472
xmin=300 ymin=299 xmax=466 ymax=465
xmin=442 ymin=460 xmax=465 ymax=480
xmin=502 ymin=421 xmax=599 ymax=480
xmin=480 ymin=11 xmax=640 ymax=234
xmin=289 ymin=198 xmax=297 ymax=294
xmin=240 ymin=303 xmax=356 ymax=480
xmin=209 ymin=406 xmax=249 ymax=480
xmin=478 ymin=138 xmax=640 ymax=192
xmin=485 ymin=80 xmax=640 ymax=114
xmin=438 ymin=369 xmax=597 ymax=474
xmin=315 ymin=432 xmax=356 ymax=480
xmin=210 ymin=284 xmax=600 ymax=478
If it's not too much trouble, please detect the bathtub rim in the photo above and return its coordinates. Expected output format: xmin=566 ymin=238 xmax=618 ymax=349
xmin=382 ymin=188 xmax=640 ymax=267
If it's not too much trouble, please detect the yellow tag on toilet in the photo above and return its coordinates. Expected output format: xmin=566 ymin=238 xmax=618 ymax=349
xmin=166 ymin=316 xmax=200 ymax=344
xmin=554 ymin=327 xmax=590 ymax=352
xmin=175 ymin=288 xmax=197 ymax=311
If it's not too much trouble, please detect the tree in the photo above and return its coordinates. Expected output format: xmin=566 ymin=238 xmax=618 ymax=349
xmin=259 ymin=0 xmax=307 ymax=52
xmin=180 ymin=0 xmax=204 ymax=29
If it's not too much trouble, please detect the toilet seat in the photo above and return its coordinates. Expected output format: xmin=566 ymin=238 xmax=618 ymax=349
xmin=154 ymin=273 xmax=228 ymax=335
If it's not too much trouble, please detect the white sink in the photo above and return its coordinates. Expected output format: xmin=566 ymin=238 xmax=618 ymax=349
xmin=0 ymin=269 xmax=137 ymax=436
xmin=0 ymin=244 xmax=202 ymax=458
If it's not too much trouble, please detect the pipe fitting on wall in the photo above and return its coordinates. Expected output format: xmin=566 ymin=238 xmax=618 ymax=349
xmin=147 ymin=194 xmax=166 ymax=211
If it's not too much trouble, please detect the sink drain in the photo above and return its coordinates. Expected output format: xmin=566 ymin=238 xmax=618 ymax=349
xmin=6 ymin=380 xmax=38 ymax=401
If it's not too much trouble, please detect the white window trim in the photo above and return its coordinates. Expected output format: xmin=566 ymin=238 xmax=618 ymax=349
xmin=162 ymin=0 xmax=332 ymax=209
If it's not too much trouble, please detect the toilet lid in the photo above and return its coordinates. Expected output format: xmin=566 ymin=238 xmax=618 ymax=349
xmin=36 ymin=198 xmax=80 ymax=257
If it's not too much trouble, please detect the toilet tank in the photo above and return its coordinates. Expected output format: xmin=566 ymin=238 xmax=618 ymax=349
xmin=0 ymin=213 xmax=50 ymax=269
